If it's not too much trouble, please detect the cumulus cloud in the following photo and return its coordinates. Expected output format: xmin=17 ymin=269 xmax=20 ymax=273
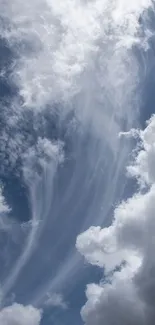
xmin=76 ymin=115 xmax=155 ymax=325
xmin=0 ymin=303 xmax=42 ymax=325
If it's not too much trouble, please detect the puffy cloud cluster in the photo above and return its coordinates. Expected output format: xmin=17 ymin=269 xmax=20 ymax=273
xmin=0 ymin=303 xmax=42 ymax=325
xmin=76 ymin=115 xmax=155 ymax=325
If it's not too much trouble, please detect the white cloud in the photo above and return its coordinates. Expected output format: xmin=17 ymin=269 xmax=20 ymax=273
xmin=0 ymin=185 xmax=12 ymax=232
xmin=0 ymin=0 xmax=152 ymax=174
xmin=0 ymin=186 xmax=10 ymax=215
xmin=43 ymin=293 xmax=68 ymax=310
xmin=22 ymin=138 xmax=64 ymax=184
xmin=128 ymin=115 xmax=155 ymax=187
xmin=0 ymin=0 xmax=154 ymax=316
xmin=0 ymin=0 xmax=151 ymax=138
xmin=0 ymin=303 xmax=42 ymax=325
xmin=1 ymin=138 xmax=64 ymax=298
xmin=76 ymin=114 xmax=155 ymax=325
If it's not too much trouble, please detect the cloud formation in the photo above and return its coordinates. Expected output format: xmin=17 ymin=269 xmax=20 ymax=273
xmin=0 ymin=186 xmax=10 ymax=215
xmin=76 ymin=115 xmax=155 ymax=325
xmin=0 ymin=0 xmax=150 ymax=136
xmin=1 ymin=138 xmax=64 ymax=298
xmin=0 ymin=0 xmax=154 ymax=319
xmin=0 ymin=303 xmax=42 ymax=325
xmin=43 ymin=292 xmax=68 ymax=310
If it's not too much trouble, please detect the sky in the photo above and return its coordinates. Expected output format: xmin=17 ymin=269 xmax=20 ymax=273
xmin=0 ymin=1 xmax=155 ymax=325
